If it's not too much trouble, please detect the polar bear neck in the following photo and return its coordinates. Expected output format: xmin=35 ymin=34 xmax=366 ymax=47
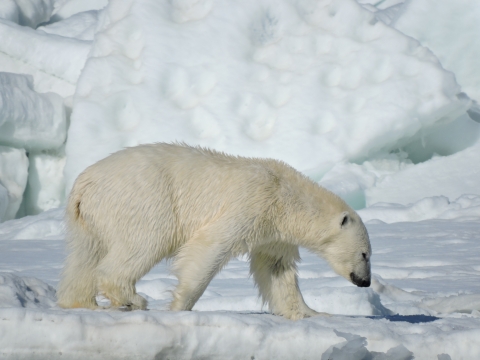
xmin=258 ymin=159 xmax=355 ymax=252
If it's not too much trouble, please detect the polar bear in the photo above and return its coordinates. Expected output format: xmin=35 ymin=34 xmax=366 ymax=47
xmin=57 ymin=143 xmax=371 ymax=320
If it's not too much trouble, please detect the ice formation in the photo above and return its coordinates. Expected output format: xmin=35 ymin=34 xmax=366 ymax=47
xmin=393 ymin=0 xmax=480 ymax=102
xmin=24 ymin=148 xmax=66 ymax=215
xmin=0 ymin=146 xmax=28 ymax=222
xmin=0 ymin=17 xmax=91 ymax=96
xmin=0 ymin=72 xmax=66 ymax=151
xmin=64 ymin=0 xmax=469 ymax=192
xmin=366 ymin=141 xmax=480 ymax=206
xmin=0 ymin=0 xmax=478 ymax=220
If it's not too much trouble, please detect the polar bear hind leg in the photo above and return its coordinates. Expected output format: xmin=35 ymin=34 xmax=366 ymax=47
xmin=57 ymin=227 xmax=101 ymax=309
xmin=95 ymin=245 xmax=158 ymax=310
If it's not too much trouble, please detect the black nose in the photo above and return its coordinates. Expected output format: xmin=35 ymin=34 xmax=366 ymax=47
xmin=350 ymin=272 xmax=371 ymax=287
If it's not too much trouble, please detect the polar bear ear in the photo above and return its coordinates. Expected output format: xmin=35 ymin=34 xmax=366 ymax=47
xmin=340 ymin=211 xmax=349 ymax=228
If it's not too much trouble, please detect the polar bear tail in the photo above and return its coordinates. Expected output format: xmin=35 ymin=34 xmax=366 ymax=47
xmin=57 ymin=190 xmax=102 ymax=309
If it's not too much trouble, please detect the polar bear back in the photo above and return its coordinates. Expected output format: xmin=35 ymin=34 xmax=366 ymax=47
xmin=67 ymin=143 xmax=315 ymax=255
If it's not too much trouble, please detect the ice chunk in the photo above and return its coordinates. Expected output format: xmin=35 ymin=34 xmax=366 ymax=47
xmin=321 ymin=331 xmax=369 ymax=360
xmin=0 ymin=0 xmax=54 ymax=28
xmin=402 ymin=114 xmax=480 ymax=164
xmin=16 ymin=0 xmax=55 ymax=28
xmin=24 ymin=148 xmax=66 ymax=216
xmin=65 ymin=0 xmax=469 ymax=192
xmin=304 ymin=287 xmax=393 ymax=316
xmin=0 ymin=184 xmax=8 ymax=221
xmin=0 ymin=146 xmax=29 ymax=222
xmin=0 ymin=273 xmax=56 ymax=308
xmin=319 ymin=153 xmax=413 ymax=209
xmin=0 ymin=0 xmax=20 ymax=23
xmin=321 ymin=330 xmax=414 ymax=360
xmin=0 ymin=72 xmax=66 ymax=151
xmin=366 ymin=140 xmax=480 ymax=207
xmin=38 ymin=9 xmax=99 ymax=41
xmin=0 ymin=18 xmax=91 ymax=97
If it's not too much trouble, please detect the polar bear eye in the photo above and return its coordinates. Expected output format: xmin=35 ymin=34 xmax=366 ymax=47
xmin=362 ymin=252 xmax=368 ymax=262
xmin=340 ymin=213 xmax=349 ymax=228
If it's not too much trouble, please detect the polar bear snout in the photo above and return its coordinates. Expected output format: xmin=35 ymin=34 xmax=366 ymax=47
xmin=350 ymin=272 xmax=371 ymax=287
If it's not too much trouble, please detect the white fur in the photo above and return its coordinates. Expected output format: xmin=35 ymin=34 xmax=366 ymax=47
xmin=57 ymin=143 xmax=371 ymax=320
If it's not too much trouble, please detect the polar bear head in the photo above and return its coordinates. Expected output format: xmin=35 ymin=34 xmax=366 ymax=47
xmin=320 ymin=211 xmax=371 ymax=287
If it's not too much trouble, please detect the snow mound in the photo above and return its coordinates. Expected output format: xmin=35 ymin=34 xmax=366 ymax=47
xmin=321 ymin=330 xmax=413 ymax=360
xmin=0 ymin=72 xmax=66 ymax=151
xmin=359 ymin=195 xmax=480 ymax=224
xmin=65 ymin=0 xmax=469 ymax=192
xmin=319 ymin=151 xmax=413 ymax=209
xmin=0 ymin=207 xmax=64 ymax=240
xmin=393 ymin=0 xmax=480 ymax=102
xmin=0 ymin=146 xmax=28 ymax=222
xmin=422 ymin=294 xmax=480 ymax=315
xmin=305 ymin=286 xmax=393 ymax=316
xmin=319 ymin=114 xmax=480 ymax=209
xmin=366 ymin=141 xmax=480 ymax=206
xmin=0 ymin=272 xmax=56 ymax=308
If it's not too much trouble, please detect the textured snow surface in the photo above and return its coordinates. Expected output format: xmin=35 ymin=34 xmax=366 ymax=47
xmin=359 ymin=194 xmax=480 ymax=224
xmin=0 ymin=146 xmax=28 ymax=222
xmin=393 ymin=0 xmax=480 ymax=102
xmin=366 ymin=140 xmax=480 ymax=206
xmin=0 ymin=72 xmax=66 ymax=151
xmin=1 ymin=0 xmax=479 ymax=220
xmin=24 ymin=148 xmax=66 ymax=216
xmin=64 ymin=0 xmax=469 ymax=192
xmin=38 ymin=10 xmax=99 ymax=41
xmin=1 ymin=215 xmax=480 ymax=359
xmin=0 ymin=18 xmax=91 ymax=96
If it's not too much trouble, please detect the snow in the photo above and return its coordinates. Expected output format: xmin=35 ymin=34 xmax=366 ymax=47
xmin=366 ymin=140 xmax=480 ymax=206
xmin=0 ymin=72 xmax=66 ymax=151
xmin=0 ymin=0 xmax=55 ymax=28
xmin=23 ymin=147 xmax=66 ymax=216
xmin=0 ymin=146 xmax=28 ymax=222
xmin=0 ymin=18 xmax=92 ymax=97
xmin=50 ymin=0 xmax=108 ymax=21
xmin=1 ymin=214 xmax=480 ymax=358
xmin=393 ymin=0 xmax=480 ymax=103
xmin=64 ymin=0 xmax=469 ymax=193
xmin=359 ymin=194 xmax=480 ymax=224
xmin=1 ymin=0 xmax=480 ymax=357
xmin=38 ymin=9 xmax=99 ymax=40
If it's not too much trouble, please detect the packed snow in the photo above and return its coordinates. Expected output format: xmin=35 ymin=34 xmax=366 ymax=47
xmin=1 ymin=0 xmax=480 ymax=358
xmin=1 ymin=211 xmax=480 ymax=358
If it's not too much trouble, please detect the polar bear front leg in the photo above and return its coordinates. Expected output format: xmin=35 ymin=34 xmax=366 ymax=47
xmin=250 ymin=245 xmax=321 ymax=320
xmin=170 ymin=226 xmax=233 ymax=311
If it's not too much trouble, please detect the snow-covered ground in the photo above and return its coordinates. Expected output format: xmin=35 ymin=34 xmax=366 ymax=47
xmin=1 ymin=0 xmax=480 ymax=358
xmin=1 ymin=210 xmax=480 ymax=359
